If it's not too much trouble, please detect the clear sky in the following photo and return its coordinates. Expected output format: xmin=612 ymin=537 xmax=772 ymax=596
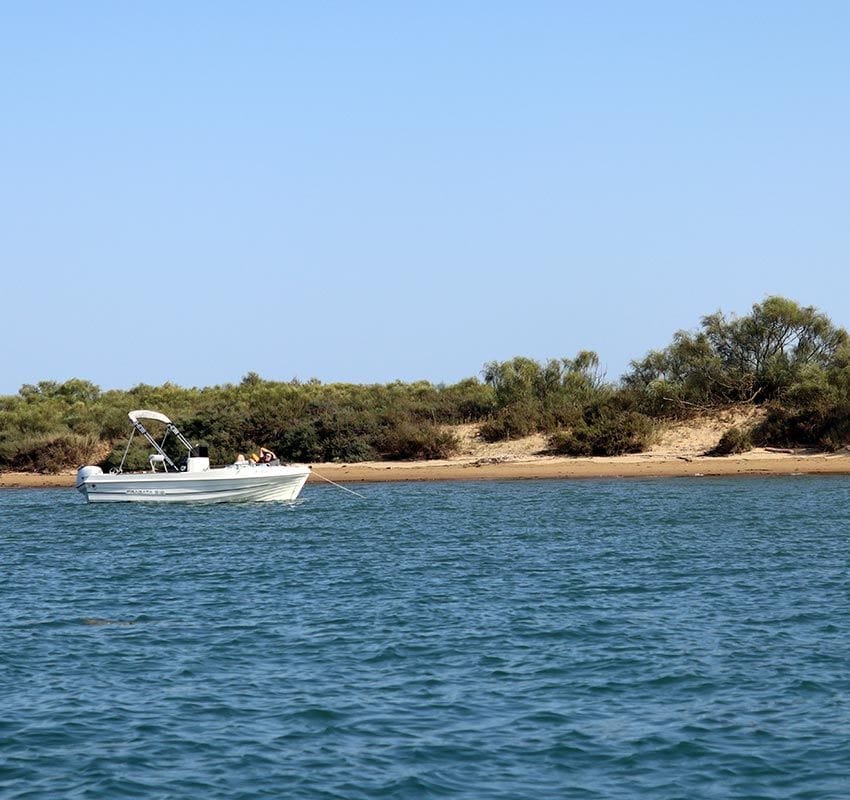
xmin=2 ymin=2 xmax=848 ymax=394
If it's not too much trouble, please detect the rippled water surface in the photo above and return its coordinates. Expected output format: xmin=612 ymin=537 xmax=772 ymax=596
xmin=2 ymin=477 xmax=850 ymax=798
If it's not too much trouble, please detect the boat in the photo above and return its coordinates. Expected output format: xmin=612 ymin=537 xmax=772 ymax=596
xmin=75 ymin=410 xmax=311 ymax=503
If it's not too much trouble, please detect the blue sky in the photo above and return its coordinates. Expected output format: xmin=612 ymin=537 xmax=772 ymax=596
xmin=2 ymin=2 xmax=848 ymax=394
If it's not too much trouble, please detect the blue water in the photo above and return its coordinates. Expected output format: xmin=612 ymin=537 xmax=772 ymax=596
xmin=2 ymin=477 xmax=850 ymax=799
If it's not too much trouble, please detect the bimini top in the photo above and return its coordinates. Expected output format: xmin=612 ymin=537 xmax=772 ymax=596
xmin=128 ymin=409 xmax=173 ymax=425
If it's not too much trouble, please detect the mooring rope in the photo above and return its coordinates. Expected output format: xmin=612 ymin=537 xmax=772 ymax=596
xmin=311 ymin=469 xmax=368 ymax=500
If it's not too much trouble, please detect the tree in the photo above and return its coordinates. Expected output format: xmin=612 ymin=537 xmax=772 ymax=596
xmin=625 ymin=297 xmax=850 ymax=409
xmin=480 ymin=352 xmax=608 ymax=440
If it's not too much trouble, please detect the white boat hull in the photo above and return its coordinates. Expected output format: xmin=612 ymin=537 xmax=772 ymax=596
xmin=76 ymin=464 xmax=311 ymax=504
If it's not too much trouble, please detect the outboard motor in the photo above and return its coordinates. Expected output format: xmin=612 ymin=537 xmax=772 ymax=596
xmin=76 ymin=465 xmax=103 ymax=489
xmin=186 ymin=445 xmax=210 ymax=473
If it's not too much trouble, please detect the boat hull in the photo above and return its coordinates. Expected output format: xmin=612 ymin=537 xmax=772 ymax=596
xmin=76 ymin=464 xmax=311 ymax=504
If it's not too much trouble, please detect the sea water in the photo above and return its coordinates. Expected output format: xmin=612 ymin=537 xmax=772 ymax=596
xmin=1 ymin=477 xmax=849 ymax=799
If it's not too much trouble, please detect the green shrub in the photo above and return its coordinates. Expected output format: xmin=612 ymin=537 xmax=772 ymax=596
xmin=549 ymin=411 xmax=654 ymax=457
xmin=435 ymin=378 xmax=495 ymax=422
xmin=817 ymin=414 xmax=850 ymax=452
xmin=479 ymin=404 xmax=540 ymax=442
xmin=312 ymin=409 xmax=380 ymax=462
xmin=548 ymin=425 xmax=594 ymax=457
xmin=753 ymin=402 xmax=850 ymax=451
xmin=709 ymin=426 xmax=753 ymax=455
xmin=5 ymin=433 xmax=103 ymax=473
xmin=277 ymin=420 xmax=323 ymax=463
xmin=751 ymin=405 xmax=796 ymax=448
xmin=379 ymin=421 xmax=459 ymax=460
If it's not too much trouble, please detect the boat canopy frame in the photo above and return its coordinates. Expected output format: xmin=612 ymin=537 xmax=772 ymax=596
xmin=115 ymin=410 xmax=195 ymax=474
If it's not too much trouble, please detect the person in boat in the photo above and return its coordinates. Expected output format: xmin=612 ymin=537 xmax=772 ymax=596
xmin=258 ymin=446 xmax=277 ymax=464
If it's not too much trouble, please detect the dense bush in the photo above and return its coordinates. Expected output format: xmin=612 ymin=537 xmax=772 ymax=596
xmin=2 ymin=432 xmax=103 ymax=473
xmin=479 ymin=352 xmax=606 ymax=441
xmin=549 ymin=409 xmax=654 ymax=457
xmin=434 ymin=378 xmax=496 ymax=422
xmin=378 ymin=422 xmax=459 ymax=461
xmin=0 ymin=374 xmax=490 ymax=471
xmin=479 ymin=403 xmax=544 ymax=442
xmin=753 ymin=402 xmax=850 ymax=452
xmin=709 ymin=426 xmax=753 ymax=456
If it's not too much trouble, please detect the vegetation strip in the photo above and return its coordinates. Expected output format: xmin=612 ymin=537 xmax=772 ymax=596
xmin=2 ymin=297 xmax=848 ymax=474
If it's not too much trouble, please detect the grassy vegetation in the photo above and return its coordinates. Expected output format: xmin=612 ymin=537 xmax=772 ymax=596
xmin=3 ymin=297 xmax=850 ymax=472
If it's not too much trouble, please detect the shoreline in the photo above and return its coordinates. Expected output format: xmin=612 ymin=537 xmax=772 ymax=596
xmin=307 ymin=451 xmax=850 ymax=482
xmin=4 ymin=450 xmax=850 ymax=489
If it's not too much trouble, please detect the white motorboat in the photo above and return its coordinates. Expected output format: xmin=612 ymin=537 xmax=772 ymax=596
xmin=75 ymin=410 xmax=311 ymax=504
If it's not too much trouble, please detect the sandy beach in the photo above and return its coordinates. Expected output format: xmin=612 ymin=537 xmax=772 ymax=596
xmin=4 ymin=451 xmax=850 ymax=490
xmin=305 ymin=450 xmax=850 ymax=483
